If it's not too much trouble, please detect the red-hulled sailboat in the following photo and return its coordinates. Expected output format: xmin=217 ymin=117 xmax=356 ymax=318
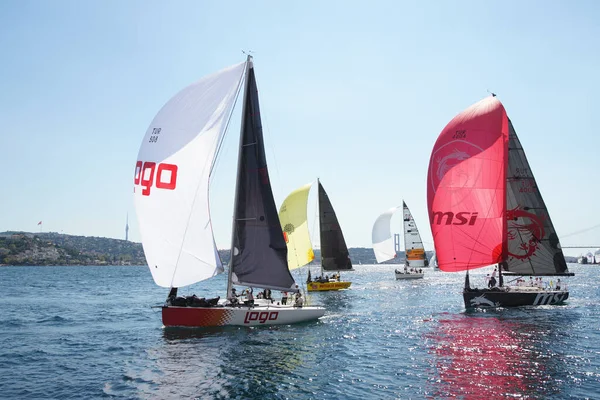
xmin=427 ymin=96 xmax=573 ymax=309
xmin=133 ymin=57 xmax=325 ymax=326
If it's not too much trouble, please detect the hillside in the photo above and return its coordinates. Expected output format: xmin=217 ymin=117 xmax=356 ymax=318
xmin=0 ymin=231 xmax=414 ymax=266
xmin=0 ymin=231 xmax=577 ymax=267
xmin=0 ymin=232 xmax=145 ymax=266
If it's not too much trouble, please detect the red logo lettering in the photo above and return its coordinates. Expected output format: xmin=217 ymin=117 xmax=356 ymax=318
xmin=134 ymin=161 xmax=178 ymax=196
xmin=431 ymin=211 xmax=478 ymax=226
xmin=244 ymin=311 xmax=279 ymax=324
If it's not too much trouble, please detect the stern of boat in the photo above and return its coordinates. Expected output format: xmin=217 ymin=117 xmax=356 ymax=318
xmin=307 ymin=281 xmax=352 ymax=292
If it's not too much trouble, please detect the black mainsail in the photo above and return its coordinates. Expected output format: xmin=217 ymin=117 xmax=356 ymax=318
xmin=318 ymin=181 xmax=353 ymax=272
xmin=229 ymin=59 xmax=296 ymax=291
xmin=504 ymin=119 xmax=570 ymax=276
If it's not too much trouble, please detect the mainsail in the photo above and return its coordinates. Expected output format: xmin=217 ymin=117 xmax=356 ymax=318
xmin=318 ymin=181 xmax=353 ymax=271
xmin=372 ymin=206 xmax=401 ymax=263
xmin=427 ymin=97 xmax=509 ymax=272
xmin=402 ymin=201 xmax=428 ymax=266
xmin=504 ymin=119 xmax=569 ymax=275
xmin=229 ymin=60 xmax=296 ymax=291
xmin=278 ymin=183 xmax=315 ymax=270
xmin=134 ymin=62 xmax=246 ymax=288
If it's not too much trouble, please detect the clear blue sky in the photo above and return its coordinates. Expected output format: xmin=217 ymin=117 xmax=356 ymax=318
xmin=1 ymin=0 xmax=599 ymax=256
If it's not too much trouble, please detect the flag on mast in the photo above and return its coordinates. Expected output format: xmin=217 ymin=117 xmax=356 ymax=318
xmin=37 ymin=221 xmax=42 ymax=225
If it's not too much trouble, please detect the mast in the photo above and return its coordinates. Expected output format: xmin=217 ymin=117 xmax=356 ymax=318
xmin=317 ymin=178 xmax=324 ymax=278
xmin=227 ymin=56 xmax=252 ymax=299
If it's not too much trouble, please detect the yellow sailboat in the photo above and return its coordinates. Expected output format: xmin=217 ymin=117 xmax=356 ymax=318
xmin=279 ymin=180 xmax=353 ymax=292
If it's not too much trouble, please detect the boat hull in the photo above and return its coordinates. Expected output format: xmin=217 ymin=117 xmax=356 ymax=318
xmin=307 ymin=281 xmax=351 ymax=291
xmin=162 ymin=305 xmax=325 ymax=327
xmin=405 ymin=260 xmax=427 ymax=268
xmin=464 ymin=288 xmax=569 ymax=308
xmin=395 ymin=272 xmax=424 ymax=280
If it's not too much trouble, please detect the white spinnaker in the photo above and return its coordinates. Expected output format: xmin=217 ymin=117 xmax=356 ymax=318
xmin=372 ymin=206 xmax=400 ymax=263
xmin=134 ymin=62 xmax=246 ymax=288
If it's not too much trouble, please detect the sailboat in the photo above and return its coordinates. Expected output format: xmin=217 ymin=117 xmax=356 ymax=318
xmin=372 ymin=202 xmax=427 ymax=280
xmin=133 ymin=57 xmax=325 ymax=326
xmin=427 ymin=96 xmax=573 ymax=308
xmin=430 ymin=253 xmax=439 ymax=270
xmin=279 ymin=180 xmax=353 ymax=291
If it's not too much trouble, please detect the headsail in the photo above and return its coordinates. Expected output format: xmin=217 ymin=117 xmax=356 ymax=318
xmin=402 ymin=201 xmax=428 ymax=266
xmin=372 ymin=206 xmax=401 ymax=263
xmin=504 ymin=119 xmax=569 ymax=275
xmin=427 ymin=97 xmax=509 ymax=272
xmin=318 ymin=181 xmax=353 ymax=271
xmin=134 ymin=62 xmax=246 ymax=288
xmin=279 ymin=182 xmax=315 ymax=270
xmin=229 ymin=59 xmax=296 ymax=291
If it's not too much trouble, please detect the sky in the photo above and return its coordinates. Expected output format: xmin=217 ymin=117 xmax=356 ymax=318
xmin=1 ymin=0 xmax=599 ymax=257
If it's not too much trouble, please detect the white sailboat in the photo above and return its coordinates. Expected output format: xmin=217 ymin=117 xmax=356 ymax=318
xmin=133 ymin=57 xmax=325 ymax=327
xmin=279 ymin=180 xmax=353 ymax=291
xmin=372 ymin=201 xmax=428 ymax=280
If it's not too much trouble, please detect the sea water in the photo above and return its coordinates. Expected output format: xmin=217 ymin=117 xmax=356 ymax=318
xmin=1 ymin=264 xmax=599 ymax=399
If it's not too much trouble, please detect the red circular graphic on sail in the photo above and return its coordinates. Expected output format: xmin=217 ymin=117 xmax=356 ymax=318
xmin=429 ymin=139 xmax=484 ymax=205
xmin=507 ymin=207 xmax=545 ymax=260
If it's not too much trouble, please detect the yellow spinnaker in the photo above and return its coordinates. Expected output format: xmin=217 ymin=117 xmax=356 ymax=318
xmin=279 ymin=182 xmax=314 ymax=270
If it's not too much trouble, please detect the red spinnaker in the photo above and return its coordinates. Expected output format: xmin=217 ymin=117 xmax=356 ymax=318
xmin=427 ymin=97 xmax=509 ymax=272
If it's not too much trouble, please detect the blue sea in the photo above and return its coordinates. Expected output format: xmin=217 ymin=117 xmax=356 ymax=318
xmin=1 ymin=264 xmax=599 ymax=399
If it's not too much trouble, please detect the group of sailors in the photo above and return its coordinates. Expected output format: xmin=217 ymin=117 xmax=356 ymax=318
xmin=485 ymin=269 xmax=565 ymax=291
xmin=514 ymin=276 xmax=565 ymax=291
xmin=396 ymin=266 xmax=423 ymax=274
xmin=307 ymin=273 xmax=340 ymax=283
xmin=227 ymin=286 xmax=305 ymax=307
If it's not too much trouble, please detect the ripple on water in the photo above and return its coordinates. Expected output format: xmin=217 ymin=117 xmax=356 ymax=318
xmin=1 ymin=265 xmax=600 ymax=399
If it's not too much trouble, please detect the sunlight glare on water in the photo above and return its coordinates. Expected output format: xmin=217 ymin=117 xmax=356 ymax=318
xmin=0 ymin=264 xmax=599 ymax=399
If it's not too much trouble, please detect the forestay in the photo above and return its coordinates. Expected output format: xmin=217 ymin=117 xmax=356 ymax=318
xmin=134 ymin=62 xmax=246 ymax=288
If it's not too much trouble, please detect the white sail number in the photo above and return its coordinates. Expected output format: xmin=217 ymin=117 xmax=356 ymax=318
xmin=134 ymin=161 xmax=178 ymax=196
xmin=533 ymin=292 xmax=566 ymax=305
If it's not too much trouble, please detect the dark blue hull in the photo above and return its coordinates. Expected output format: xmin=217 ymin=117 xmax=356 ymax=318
xmin=463 ymin=288 xmax=569 ymax=308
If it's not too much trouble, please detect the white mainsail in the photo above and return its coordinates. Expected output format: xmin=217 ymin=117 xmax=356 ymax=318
xmin=402 ymin=201 xmax=427 ymax=267
xmin=372 ymin=206 xmax=401 ymax=263
xmin=134 ymin=62 xmax=246 ymax=288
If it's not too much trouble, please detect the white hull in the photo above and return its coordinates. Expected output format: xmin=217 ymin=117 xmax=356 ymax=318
xmin=395 ymin=272 xmax=424 ymax=280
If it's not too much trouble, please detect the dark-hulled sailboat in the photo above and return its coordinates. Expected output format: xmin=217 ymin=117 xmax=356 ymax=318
xmin=427 ymin=96 xmax=572 ymax=309
xmin=279 ymin=179 xmax=353 ymax=291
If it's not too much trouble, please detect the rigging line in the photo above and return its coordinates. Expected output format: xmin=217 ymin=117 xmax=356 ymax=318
xmin=211 ymin=70 xmax=247 ymax=177
xmin=508 ymin=197 xmax=537 ymax=275
xmin=252 ymin=67 xmax=284 ymax=205
xmin=464 ymin=170 xmax=505 ymax=269
xmin=310 ymin=180 xmax=319 ymax=251
xmin=561 ymin=223 xmax=600 ymax=238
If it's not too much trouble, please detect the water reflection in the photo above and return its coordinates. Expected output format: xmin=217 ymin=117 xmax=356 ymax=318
xmin=428 ymin=312 xmax=570 ymax=399
xmin=128 ymin=325 xmax=319 ymax=398
xmin=312 ymin=289 xmax=353 ymax=312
